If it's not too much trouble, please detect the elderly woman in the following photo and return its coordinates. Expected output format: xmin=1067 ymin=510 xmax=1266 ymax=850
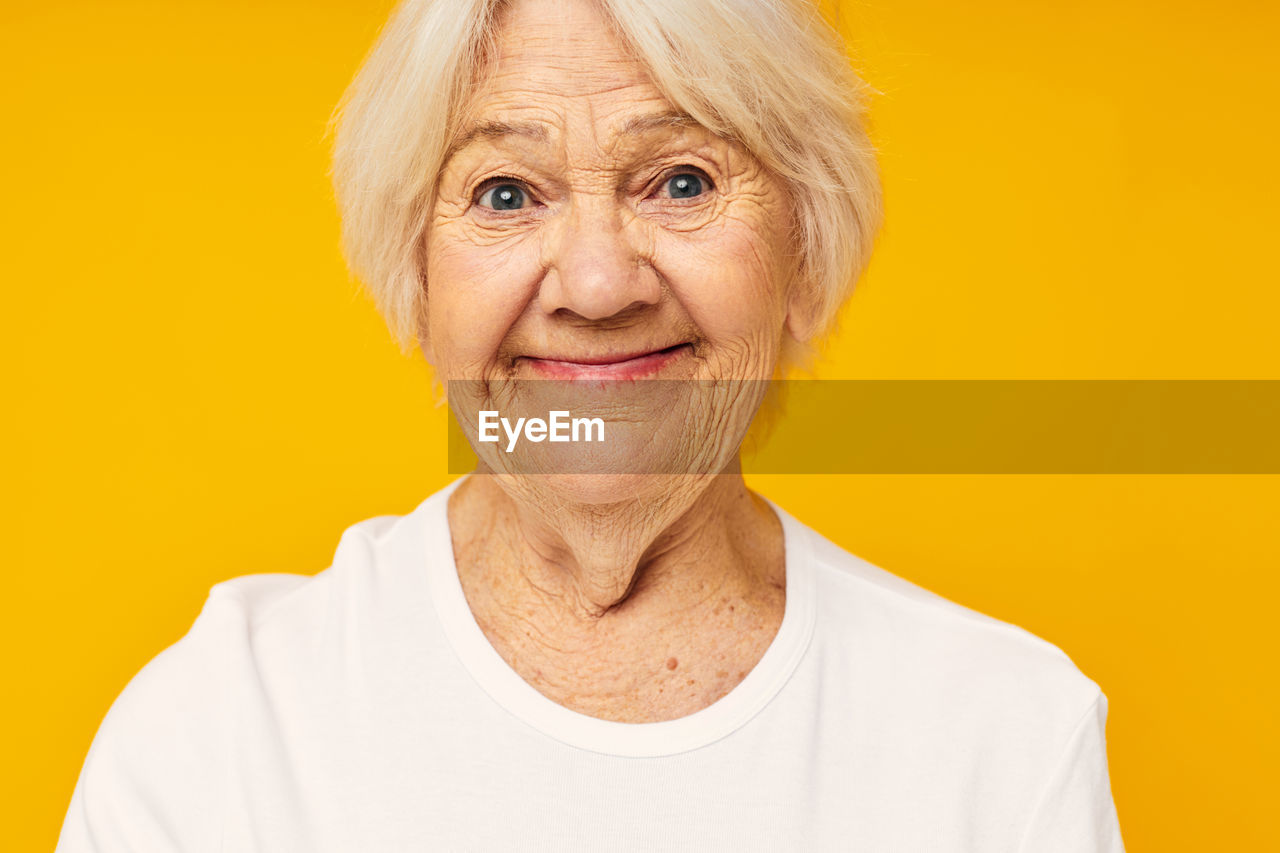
xmin=58 ymin=0 xmax=1123 ymax=850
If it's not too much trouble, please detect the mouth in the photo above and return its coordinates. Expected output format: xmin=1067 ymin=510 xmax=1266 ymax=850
xmin=517 ymin=343 xmax=693 ymax=380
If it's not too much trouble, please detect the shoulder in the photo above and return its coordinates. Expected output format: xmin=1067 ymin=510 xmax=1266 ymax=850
xmin=57 ymin=578 xmax=245 ymax=850
xmin=56 ymin=511 xmax=416 ymax=851
xmin=117 ymin=509 xmax=412 ymax=692
xmin=788 ymin=509 xmax=1104 ymax=733
xmin=213 ymin=512 xmax=404 ymax=615
xmin=783 ymin=510 xmax=1122 ymax=845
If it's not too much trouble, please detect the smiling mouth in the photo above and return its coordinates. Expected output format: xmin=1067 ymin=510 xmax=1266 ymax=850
xmin=518 ymin=343 xmax=693 ymax=379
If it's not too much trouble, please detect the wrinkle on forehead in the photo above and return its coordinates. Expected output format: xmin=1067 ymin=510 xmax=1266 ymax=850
xmin=484 ymin=0 xmax=644 ymax=90
xmin=446 ymin=0 xmax=684 ymax=159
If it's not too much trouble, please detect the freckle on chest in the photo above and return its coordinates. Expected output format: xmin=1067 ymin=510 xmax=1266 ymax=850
xmin=665 ymin=656 xmax=678 ymax=670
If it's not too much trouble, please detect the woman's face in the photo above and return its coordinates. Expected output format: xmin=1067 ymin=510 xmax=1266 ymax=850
xmin=425 ymin=0 xmax=803 ymax=497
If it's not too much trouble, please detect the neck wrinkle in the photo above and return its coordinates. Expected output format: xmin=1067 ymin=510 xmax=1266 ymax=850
xmin=453 ymin=470 xmax=769 ymax=628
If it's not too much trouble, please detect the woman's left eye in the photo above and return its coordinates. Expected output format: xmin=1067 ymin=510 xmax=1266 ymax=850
xmin=660 ymin=171 xmax=711 ymax=200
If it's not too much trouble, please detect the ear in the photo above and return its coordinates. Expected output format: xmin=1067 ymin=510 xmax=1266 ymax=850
xmin=784 ymin=266 xmax=823 ymax=344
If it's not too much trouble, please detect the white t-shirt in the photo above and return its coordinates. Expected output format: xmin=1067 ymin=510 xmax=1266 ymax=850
xmin=57 ymin=479 xmax=1125 ymax=851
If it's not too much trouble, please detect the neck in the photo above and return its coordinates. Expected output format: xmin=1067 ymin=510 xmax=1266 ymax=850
xmin=448 ymin=468 xmax=781 ymax=624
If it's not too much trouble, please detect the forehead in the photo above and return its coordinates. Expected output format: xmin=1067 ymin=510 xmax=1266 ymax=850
xmin=484 ymin=0 xmax=650 ymax=97
xmin=454 ymin=0 xmax=680 ymax=148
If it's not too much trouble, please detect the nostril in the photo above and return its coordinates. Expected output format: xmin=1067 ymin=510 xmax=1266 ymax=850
xmin=550 ymin=299 xmax=660 ymax=327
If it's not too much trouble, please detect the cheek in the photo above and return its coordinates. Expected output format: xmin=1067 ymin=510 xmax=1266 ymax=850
xmin=650 ymin=214 xmax=789 ymax=346
xmin=425 ymin=225 xmax=542 ymax=375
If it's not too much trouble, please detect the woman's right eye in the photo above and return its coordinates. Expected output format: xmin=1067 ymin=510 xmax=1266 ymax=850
xmin=476 ymin=182 xmax=530 ymax=212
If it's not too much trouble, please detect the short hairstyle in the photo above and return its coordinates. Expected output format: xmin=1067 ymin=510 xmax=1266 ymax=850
xmin=329 ymin=0 xmax=882 ymax=368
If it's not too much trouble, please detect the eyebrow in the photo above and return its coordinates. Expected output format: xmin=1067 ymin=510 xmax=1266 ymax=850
xmin=443 ymin=120 xmax=549 ymax=163
xmin=618 ymin=110 xmax=701 ymax=136
xmin=443 ymin=111 xmax=703 ymax=163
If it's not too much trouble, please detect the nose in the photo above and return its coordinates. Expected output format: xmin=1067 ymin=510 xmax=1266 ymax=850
xmin=537 ymin=195 xmax=660 ymax=320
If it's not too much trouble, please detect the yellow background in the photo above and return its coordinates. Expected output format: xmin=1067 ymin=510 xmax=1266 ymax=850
xmin=5 ymin=0 xmax=1277 ymax=848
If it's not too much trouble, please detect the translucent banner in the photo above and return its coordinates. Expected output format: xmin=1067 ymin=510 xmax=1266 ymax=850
xmin=445 ymin=380 xmax=1280 ymax=474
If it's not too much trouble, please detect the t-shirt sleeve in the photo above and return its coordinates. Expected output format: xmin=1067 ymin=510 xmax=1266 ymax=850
xmin=55 ymin=598 xmax=227 ymax=853
xmin=1017 ymin=691 xmax=1126 ymax=853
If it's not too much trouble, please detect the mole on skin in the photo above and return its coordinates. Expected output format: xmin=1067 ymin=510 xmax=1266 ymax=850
xmin=666 ymin=657 xmax=679 ymax=670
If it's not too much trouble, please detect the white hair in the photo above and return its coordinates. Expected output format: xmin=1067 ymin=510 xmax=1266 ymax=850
xmin=329 ymin=0 xmax=882 ymax=368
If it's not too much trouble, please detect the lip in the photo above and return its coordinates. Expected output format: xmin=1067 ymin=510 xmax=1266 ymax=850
xmin=519 ymin=343 xmax=693 ymax=380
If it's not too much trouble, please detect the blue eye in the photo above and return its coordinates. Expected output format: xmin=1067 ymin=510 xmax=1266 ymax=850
xmin=477 ymin=182 xmax=529 ymax=211
xmin=664 ymin=172 xmax=708 ymax=199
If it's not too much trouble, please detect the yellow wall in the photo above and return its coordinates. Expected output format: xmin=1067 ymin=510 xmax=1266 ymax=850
xmin=5 ymin=1 xmax=1276 ymax=848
